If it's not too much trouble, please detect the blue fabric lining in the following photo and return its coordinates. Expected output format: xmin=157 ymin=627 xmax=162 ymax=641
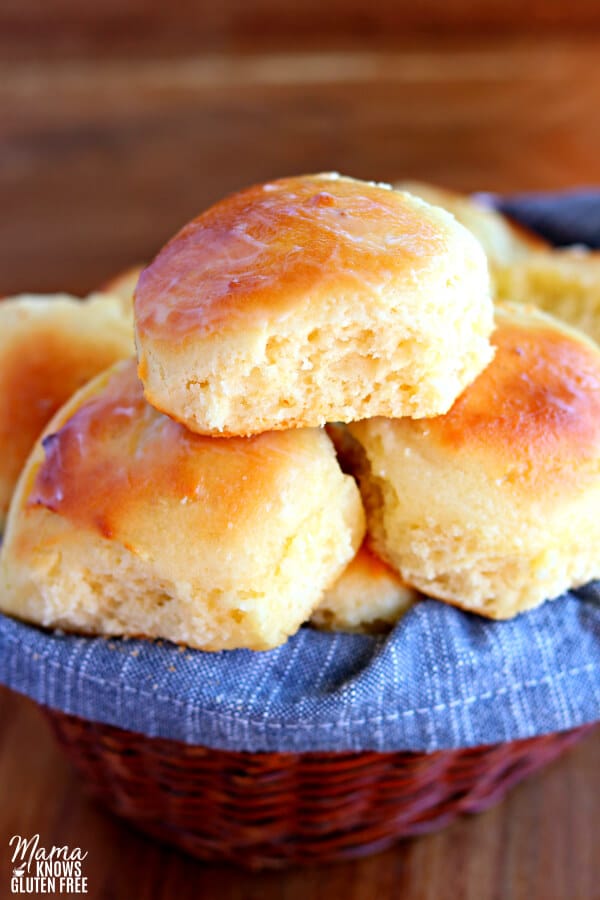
xmin=0 ymin=590 xmax=598 ymax=751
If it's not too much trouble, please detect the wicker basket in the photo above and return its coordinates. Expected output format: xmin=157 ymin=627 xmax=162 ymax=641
xmin=43 ymin=708 xmax=592 ymax=868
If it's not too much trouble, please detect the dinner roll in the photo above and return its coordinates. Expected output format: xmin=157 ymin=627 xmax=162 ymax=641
xmin=311 ymin=543 xmax=417 ymax=633
xmin=0 ymin=361 xmax=364 ymax=651
xmin=345 ymin=303 xmax=600 ymax=619
xmin=0 ymin=293 xmax=133 ymax=531
xmin=134 ymin=173 xmax=494 ymax=436
xmin=399 ymin=182 xmax=600 ymax=345
xmin=493 ymin=248 xmax=600 ymax=344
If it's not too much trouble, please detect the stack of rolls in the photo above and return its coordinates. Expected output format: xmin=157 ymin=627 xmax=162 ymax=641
xmin=2 ymin=173 xmax=600 ymax=651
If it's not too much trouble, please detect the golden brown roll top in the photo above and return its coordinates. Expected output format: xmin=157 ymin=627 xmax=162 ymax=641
xmin=424 ymin=303 xmax=600 ymax=491
xmin=28 ymin=361 xmax=352 ymax=551
xmin=1 ymin=360 xmax=365 ymax=650
xmin=133 ymin=172 xmax=494 ymax=436
xmin=136 ymin=174 xmax=455 ymax=339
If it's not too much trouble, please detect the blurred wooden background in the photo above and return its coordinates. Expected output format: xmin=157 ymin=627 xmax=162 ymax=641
xmin=2 ymin=4 xmax=600 ymax=296
xmin=4 ymin=0 xmax=600 ymax=55
xmin=1 ymin=6 xmax=600 ymax=899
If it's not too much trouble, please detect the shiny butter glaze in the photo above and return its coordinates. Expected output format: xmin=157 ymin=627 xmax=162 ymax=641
xmin=134 ymin=174 xmax=447 ymax=340
xmin=28 ymin=360 xmax=325 ymax=544
xmin=427 ymin=318 xmax=600 ymax=476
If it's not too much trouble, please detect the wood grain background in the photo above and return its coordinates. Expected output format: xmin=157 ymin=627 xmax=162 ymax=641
xmin=2 ymin=35 xmax=600 ymax=296
xmin=4 ymin=1 xmax=600 ymax=60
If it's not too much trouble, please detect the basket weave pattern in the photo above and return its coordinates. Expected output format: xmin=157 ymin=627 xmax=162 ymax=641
xmin=45 ymin=709 xmax=592 ymax=868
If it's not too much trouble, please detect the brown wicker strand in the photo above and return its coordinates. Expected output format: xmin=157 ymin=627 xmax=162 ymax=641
xmin=42 ymin=709 xmax=594 ymax=868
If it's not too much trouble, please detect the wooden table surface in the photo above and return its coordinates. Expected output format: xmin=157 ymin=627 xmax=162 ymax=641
xmin=1 ymin=32 xmax=600 ymax=899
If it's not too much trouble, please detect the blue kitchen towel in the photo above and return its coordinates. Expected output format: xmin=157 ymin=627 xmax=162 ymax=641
xmin=0 ymin=591 xmax=599 ymax=752
xmin=0 ymin=192 xmax=599 ymax=752
xmin=497 ymin=188 xmax=600 ymax=249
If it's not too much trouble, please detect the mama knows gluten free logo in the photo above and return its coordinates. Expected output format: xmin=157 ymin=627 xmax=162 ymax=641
xmin=9 ymin=834 xmax=88 ymax=894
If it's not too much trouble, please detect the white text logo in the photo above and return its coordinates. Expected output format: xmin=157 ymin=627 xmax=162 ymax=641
xmin=9 ymin=834 xmax=88 ymax=894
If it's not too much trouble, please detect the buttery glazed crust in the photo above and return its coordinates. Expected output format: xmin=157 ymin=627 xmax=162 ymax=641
xmin=0 ymin=293 xmax=133 ymax=530
xmin=426 ymin=305 xmax=600 ymax=488
xmin=136 ymin=175 xmax=455 ymax=339
xmin=28 ymin=363 xmax=343 ymax=544
xmin=346 ymin=303 xmax=600 ymax=619
xmin=134 ymin=173 xmax=494 ymax=435
xmin=1 ymin=360 xmax=365 ymax=650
